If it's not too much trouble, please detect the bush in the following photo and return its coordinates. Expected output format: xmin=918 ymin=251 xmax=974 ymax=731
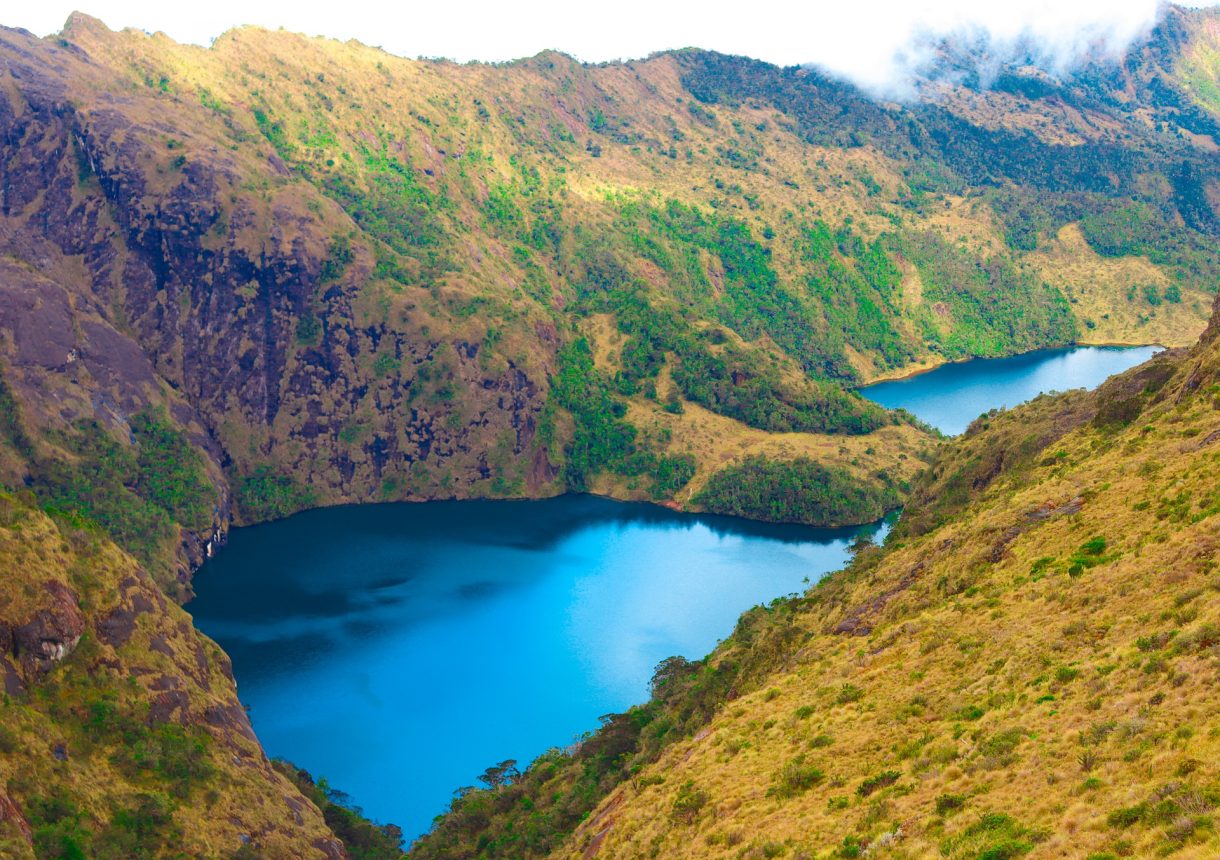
xmin=977 ymin=729 xmax=1025 ymax=768
xmin=940 ymin=812 xmax=1038 ymax=859
xmin=235 ymin=466 xmax=317 ymax=523
xmin=318 ymin=235 xmax=354 ymax=284
xmin=1107 ymin=804 xmax=1148 ymax=828
xmin=768 ymin=757 xmax=824 ymax=799
xmin=671 ymin=780 xmax=710 ymax=823
xmin=296 ymin=311 xmax=322 ymax=345
xmin=130 ymin=409 xmax=217 ymax=531
xmin=551 ymin=339 xmax=690 ymax=498
xmin=955 ymin=704 xmax=986 ymax=721
xmin=273 ymin=762 xmax=404 ymax=858
xmin=650 ymin=454 xmax=696 ymax=499
xmin=857 ymin=770 xmax=900 ymax=797
xmin=836 ymin=684 xmax=865 ymax=705
xmin=29 ymin=791 xmax=91 ymax=860
xmin=937 ymin=793 xmax=966 ymax=815
xmin=27 ymin=413 xmax=219 ymax=584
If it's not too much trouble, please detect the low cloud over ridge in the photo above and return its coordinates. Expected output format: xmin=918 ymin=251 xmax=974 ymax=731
xmin=16 ymin=0 xmax=1181 ymax=96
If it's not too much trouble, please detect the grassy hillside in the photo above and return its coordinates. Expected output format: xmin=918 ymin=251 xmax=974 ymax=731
xmin=414 ymin=296 xmax=1220 ymax=858
xmin=1 ymin=9 xmax=1217 ymax=585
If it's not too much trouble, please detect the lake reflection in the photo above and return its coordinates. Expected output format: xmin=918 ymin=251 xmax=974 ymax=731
xmin=190 ymin=496 xmax=880 ymax=838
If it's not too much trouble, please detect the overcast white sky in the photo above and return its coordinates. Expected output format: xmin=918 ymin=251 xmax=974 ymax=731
xmin=6 ymin=1 xmax=1214 ymax=93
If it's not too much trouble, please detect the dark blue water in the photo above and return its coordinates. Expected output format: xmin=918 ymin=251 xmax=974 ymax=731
xmin=190 ymin=497 xmax=883 ymax=838
xmin=860 ymin=345 xmax=1160 ymax=435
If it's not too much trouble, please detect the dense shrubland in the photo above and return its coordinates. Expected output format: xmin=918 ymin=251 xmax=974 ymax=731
xmin=693 ymin=456 xmax=902 ymax=526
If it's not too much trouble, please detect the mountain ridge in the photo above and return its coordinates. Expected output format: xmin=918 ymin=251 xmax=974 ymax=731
xmin=0 ymin=7 xmax=1217 ymax=857
xmin=1 ymin=8 xmax=1215 ymax=596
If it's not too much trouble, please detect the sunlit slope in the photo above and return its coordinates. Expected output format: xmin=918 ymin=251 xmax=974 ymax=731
xmin=559 ymin=313 xmax=1220 ymax=857
xmin=415 ymin=297 xmax=1220 ymax=858
xmin=0 ymin=495 xmax=346 ymax=857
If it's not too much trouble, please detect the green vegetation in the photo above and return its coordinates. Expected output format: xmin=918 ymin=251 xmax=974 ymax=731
xmin=412 ymin=612 xmax=808 ymax=859
xmin=671 ymin=344 xmax=890 ymax=435
xmin=4 ymin=14 xmax=1220 ymax=857
xmin=0 ymin=495 xmax=367 ymax=855
xmin=768 ymin=757 xmax=825 ymax=799
xmin=856 ymin=770 xmax=901 ymax=797
xmin=321 ymin=144 xmax=449 ymax=285
xmin=318 ymin=234 xmax=354 ymax=284
xmin=28 ymin=789 xmax=185 ymax=860
xmin=418 ymin=292 xmax=1220 ymax=856
xmin=548 ymin=338 xmax=697 ymax=499
xmin=891 ymin=231 xmax=1077 ymax=360
xmin=129 ymin=409 xmax=216 ymax=531
xmin=797 ymin=220 xmax=911 ymax=372
xmin=273 ymin=761 xmax=406 ymax=858
xmin=0 ymin=389 xmax=218 ymax=587
xmin=939 ymin=813 xmax=1040 ymax=859
xmin=81 ymin=694 xmax=217 ymax=797
xmin=549 ymin=338 xmax=641 ymax=490
xmin=671 ymin=780 xmax=711 ymax=823
xmin=235 ymin=465 xmax=318 ymax=523
xmin=1078 ymin=201 xmax=1220 ymax=293
xmin=694 ymin=456 xmax=901 ymax=526
xmin=565 ymin=212 xmax=892 ymax=437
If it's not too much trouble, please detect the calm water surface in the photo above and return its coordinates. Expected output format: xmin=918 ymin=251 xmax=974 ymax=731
xmin=190 ymin=498 xmax=883 ymax=838
xmin=191 ymin=343 xmax=1157 ymax=839
xmin=860 ymin=345 xmax=1160 ymax=435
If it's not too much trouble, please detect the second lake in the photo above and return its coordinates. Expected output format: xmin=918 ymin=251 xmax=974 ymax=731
xmin=859 ymin=345 xmax=1161 ymax=435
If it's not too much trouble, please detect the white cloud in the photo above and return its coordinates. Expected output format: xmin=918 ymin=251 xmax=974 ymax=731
xmin=7 ymin=1 xmax=1192 ymax=94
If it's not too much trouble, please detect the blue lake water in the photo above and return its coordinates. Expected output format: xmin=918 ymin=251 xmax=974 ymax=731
xmin=190 ymin=498 xmax=883 ymax=839
xmin=859 ymin=345 xmax=1161 ymax=435
xmin=190 ymin=343 xmax=1157 ymax=840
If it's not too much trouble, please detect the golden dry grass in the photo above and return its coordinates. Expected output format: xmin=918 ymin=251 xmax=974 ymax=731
xmin=562 ymin=335 xmax=1220 ymax=859
xmin=1031 ymin=224 xmax=1211 ymax=348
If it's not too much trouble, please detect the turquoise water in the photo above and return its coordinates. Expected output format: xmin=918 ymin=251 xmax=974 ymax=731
xmin=190 ymin=498 xmax=883 ymax=839
xmin=190 ymin=343 xmax=1156 ymax=840
xmin=860 ymin=345 xmax=1160 ymax=435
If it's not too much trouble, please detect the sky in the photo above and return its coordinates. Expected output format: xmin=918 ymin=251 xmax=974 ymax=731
xmin=6 ymin=1 xmax=1213 ymax=95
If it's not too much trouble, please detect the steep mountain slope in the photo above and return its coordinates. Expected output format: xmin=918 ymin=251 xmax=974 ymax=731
xmin=415 ymin=295 xmax=1220 ymax=858
xmin=1 ymin=9 xmax=1217 ymax=588
xmin=0 ymin=493 xmax=352 ymax=858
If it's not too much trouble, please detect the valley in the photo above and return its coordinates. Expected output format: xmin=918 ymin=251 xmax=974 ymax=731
xmin=415 ymin=295 xmax=1220 ymax=860
xmin=0 ymin=4 xmax=1216 ymax=858
xmin=187 ymin=346 xmax=1154 ymax=843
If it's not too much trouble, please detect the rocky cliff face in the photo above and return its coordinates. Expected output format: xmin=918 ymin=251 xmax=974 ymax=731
xmin=0 ymin=21 xmax=560 ymax=586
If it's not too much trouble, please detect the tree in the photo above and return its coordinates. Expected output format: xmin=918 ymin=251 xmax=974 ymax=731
xmin=477 ymin=760 xmax=520 ymax=790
